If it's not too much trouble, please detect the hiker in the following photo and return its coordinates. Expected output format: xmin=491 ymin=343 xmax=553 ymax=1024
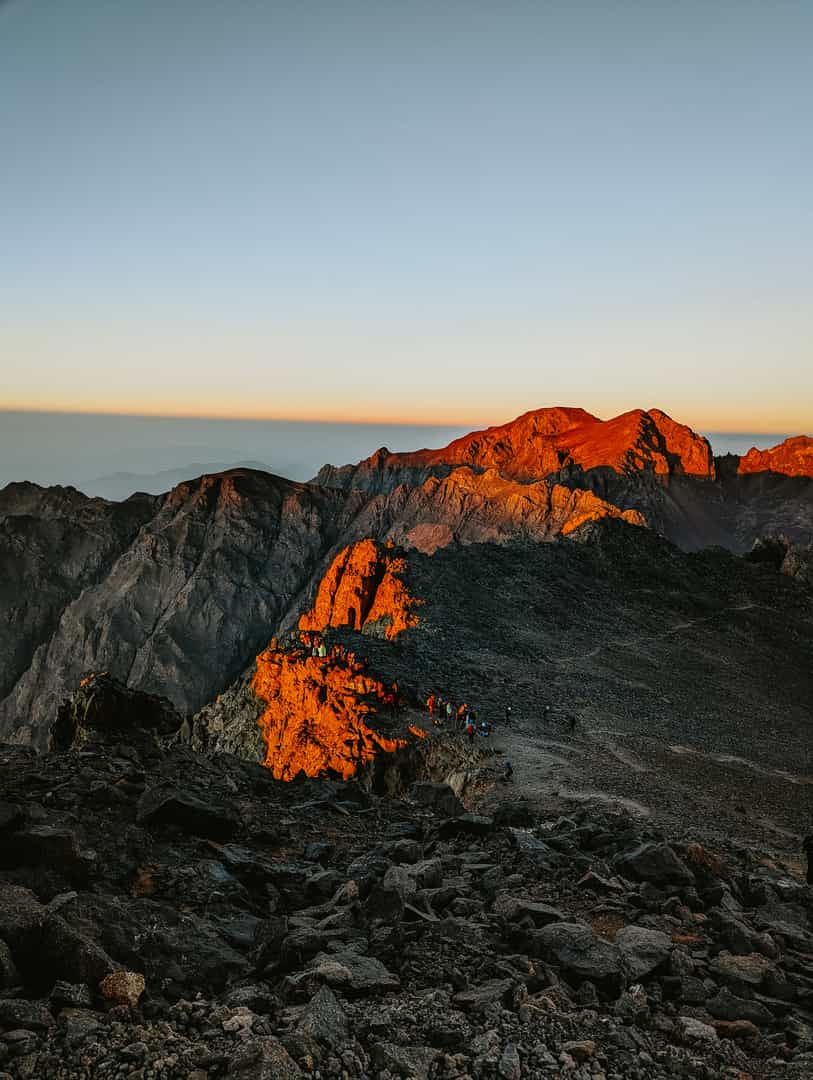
xmin=446 ymin=700 xmax=454 ymax=723
xmin=318 ymin=641 xmax=327 ymax=658
xmin=426 ymin=693 xmax=435 ymax=716
xmin=465 ymin=717 xmax=475 ymax=745
xmin=505 ymin=704 xmax=512 ymax=725
xmin=503 ymin=759 xmax=513 ymax=782
xmin=804 ymin=835 xmax=813 ymax=885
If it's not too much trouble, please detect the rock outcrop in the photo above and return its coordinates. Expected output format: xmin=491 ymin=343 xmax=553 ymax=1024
xmin=252 ymin=646 xmax=406 ymax=780
xmin=298 ymin=539 xmax=422 ymax=640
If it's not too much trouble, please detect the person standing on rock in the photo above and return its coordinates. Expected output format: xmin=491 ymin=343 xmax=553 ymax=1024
xmin=465 ymin=717 xmax=475 ymax=745
xmin=804 ymin=834 xmax=813 ymax=884
xmin=505 ymin=704 xmax=512 ymax=725
xmin=446 ymin=700 xmax=454 ymax=723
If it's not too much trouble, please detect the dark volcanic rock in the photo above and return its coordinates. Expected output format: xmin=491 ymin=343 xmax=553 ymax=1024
xmin=136 ymin=784 xmax=240 ymax=841
xmin=535 ymin=922 xmax=626 ymax=999
xmin=614 ymin=842 xmax=694 ymax=886
xmin=409 ymin=780 xmax=464 ymax=817
xmin=51 ymin=673 xmax=181 ymax=751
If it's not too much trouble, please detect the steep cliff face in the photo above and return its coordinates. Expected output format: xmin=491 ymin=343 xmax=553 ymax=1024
xmin=738 ymin=435 xmax=813 ymax=478
xmin=298 ymin=539 xmax=422 ymax=639
xmin=0 ymin=483 xmax=157 ymax=705
xmin=252 ymin=646 xmax=404 ymax=780
xmin=0 ymin=470 xmax=350 ymax=748
xmin=315 ymin=406 xmax=715 ymax=491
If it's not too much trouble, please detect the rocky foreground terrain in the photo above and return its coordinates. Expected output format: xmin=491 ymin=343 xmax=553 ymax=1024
xmin=1 ymin=678 xmax=812 ymax=1080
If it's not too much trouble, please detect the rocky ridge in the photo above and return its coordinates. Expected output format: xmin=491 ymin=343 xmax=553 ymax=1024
xmin=1 ymin=406 xmax=812 ymax=751
xmin=738 ymin=438 xmax=813 ymax=479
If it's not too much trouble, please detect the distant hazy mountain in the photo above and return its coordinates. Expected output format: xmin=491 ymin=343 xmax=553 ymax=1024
xmin=86 ymin=461 xmax=274 ymax=500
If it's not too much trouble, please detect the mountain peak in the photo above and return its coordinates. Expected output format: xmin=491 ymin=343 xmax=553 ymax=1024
xmin=738 ymin=435 xmax=813 ymax=478
xmin=316 ymin=405 xmax=715 ymax=490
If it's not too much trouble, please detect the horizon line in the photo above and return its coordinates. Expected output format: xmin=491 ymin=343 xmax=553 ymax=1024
xmin=0 ymin=404 xmax=802 ymax=438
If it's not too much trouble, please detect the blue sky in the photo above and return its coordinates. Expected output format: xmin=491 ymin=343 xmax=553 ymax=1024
xmin=1 ymin=0 xmax=811 ymax=430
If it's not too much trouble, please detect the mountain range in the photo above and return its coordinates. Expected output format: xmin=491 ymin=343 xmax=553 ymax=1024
xmin=1 ymin=405 xmax=812 ymax=753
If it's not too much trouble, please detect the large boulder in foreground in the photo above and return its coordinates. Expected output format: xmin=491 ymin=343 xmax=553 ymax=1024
xmin=614 ymin=842 xmax=694 ymax=886
xmin=535 ymin=922 xmax=625 ymax=1000
xmin=51 ymin=673 xmax=181 ymax=751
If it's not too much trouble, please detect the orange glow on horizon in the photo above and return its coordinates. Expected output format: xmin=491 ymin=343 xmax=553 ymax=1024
xmin=1 ymin=400 xmax=807 ymax=438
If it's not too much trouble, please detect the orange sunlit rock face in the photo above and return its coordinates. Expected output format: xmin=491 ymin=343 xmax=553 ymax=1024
xmin=317 ymin=407 xmax=716 ymax=490
xmin=299 ymin=539 xmax=422 ymax=640
xmin=737 ymin=436 xmax=813 ymax=479
xmin=252 ymin=647 xmax=404 ymax=780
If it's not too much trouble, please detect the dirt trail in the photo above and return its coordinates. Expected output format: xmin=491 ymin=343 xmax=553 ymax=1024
xmin=550 ymin=601 xmax=763 ymax=666
xmin=474 ymin=706 xmax=811 ymax=858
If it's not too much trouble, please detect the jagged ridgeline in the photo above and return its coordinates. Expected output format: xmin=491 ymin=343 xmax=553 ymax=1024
xmin=1 ymin=404 xmax=812 ymax=761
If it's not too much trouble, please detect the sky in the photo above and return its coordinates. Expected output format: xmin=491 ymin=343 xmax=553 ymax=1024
xmin=1 ymin=0 xmax=811 ymax=432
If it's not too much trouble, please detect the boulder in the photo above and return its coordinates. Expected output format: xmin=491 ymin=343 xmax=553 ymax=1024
xmin=438 ymin=814 xmax=495 ymax=837
xmin=0 ymin=882 xmax=44 ymax=963
xmin=410 ymin=781 xmax=464 ymax=818
xmin=535 ymin=922 xmax=625 ymax=999
xmin=453 ymin=978 xmax=515 ymax=1012
xmin=615 ymin=925 xmax=672 ymax=979
xmin=372 ymin=1042 xmax=437 ymax=1079
xmin=50 ymin=675 xmax=182 ymax=750
xmin=295 ymin=986 xmax=350 ymax=1050
xmin=99 ymin=971 xmax=145 ymax=1009
xmin=679 ymin=1016 xmax=718 ymax=1044
xmin=0 ymin=998 xmax=55 ymax=1031
xmin=1 ymin=826 xmax=94 ymax=885
xmin=493 ymin=895 xmax=566 ymax=927
xmin=227 ymin=1036 xmax=302 ymax=1078
xmin=754 ymin=902 xmax=812 ymax=950
xmin=709 ymin=951 xmax=775 ymax=993
xmin=39 ymin=914 xmax=118 ymax=986
xmin=305 ymin=950 xmax=400 ymax=994
xmin=136 ymin=785 xmax=239 ymax=841
xmin=706 ymin=986 xmax=775 ymax=1026
xmin=614 ymin=842 xmax=694 ymax=886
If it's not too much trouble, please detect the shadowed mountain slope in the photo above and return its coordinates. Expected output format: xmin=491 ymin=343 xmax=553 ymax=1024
xmin=0 ymin=461 xmax=639 ymax=747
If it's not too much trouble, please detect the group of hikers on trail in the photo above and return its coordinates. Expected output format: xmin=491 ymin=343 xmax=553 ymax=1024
xmin=425 ymin=691 xmax=495 ymax=742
